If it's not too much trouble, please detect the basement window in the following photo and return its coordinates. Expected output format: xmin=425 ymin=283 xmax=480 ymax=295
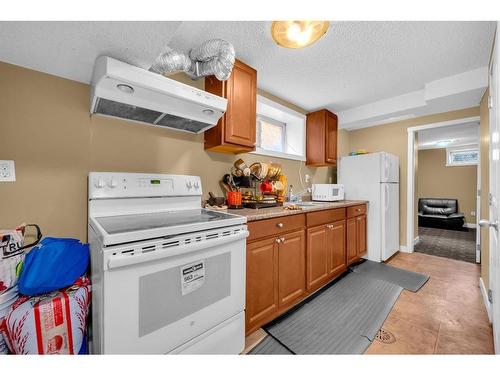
xmin=257 ymin=116 xmax=286 ymax=153
xmin=446 ymin=147 xmax=479 ymax=166
xmin=252 ymin=95 xmax=306 ymax=161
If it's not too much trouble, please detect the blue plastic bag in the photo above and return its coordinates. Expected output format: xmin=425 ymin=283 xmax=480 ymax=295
xmin=18 ymin=237 xmax=89 ymax=296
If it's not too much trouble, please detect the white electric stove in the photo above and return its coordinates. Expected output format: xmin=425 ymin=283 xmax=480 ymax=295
xmin=88 ymin=172 xmax=248 ymax=354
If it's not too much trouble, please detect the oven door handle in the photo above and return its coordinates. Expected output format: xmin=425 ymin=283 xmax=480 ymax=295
xmin=106 ymin=230 xmax=249 ymax=270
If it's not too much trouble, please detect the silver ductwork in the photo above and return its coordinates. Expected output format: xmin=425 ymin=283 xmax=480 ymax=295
xmin=149 ymin=39 xmax=235 ymax=81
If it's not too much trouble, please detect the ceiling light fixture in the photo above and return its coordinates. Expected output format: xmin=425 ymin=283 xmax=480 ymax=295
xmin=271 ymin=21 xmax=330 ymax=49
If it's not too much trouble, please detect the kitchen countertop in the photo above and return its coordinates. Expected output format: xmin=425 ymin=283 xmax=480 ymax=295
xmin=229 ymin=200 xmax=368 ymax=222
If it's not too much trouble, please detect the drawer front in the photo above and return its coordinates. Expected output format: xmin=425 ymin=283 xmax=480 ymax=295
xmin=347 ymin=204 xmax=366 ymax=218
xmin=306 ymin=208 xmax=346 ymax=227
xmin=247 ymin=214 xmax=305 ymax=241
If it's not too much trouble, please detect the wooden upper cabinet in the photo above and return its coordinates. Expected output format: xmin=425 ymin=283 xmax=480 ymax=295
xmin=204 ymin=59 xmax=257 ymax=153
xmin=306 ymin=109 xmax=338 ymax=166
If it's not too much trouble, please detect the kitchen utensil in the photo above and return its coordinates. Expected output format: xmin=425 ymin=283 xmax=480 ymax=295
xmin=226 ymin=191 xmax=243 ymax=208
xmin=223 ymin=174 xmax=237 ymax=191
xmin=234 ymin=159 xmax=251 ymax=176
xmin=266 ymin=162 xmax=282 ymax=179
xmin=231 ymin=166 xmax=243 ymax=177
xmin=207 ymin=192 xmax=226 ymax=206
xmin=250 ymin=162 xmax=269 ymax=180
xmin=259 ymin=180 xmax=273 ymax=193
xmin=220 ymin=181 xmax=232 ymax=194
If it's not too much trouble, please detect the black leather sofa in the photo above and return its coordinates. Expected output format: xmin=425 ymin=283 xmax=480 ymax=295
xmin=418 ymin=198 xmax=465 ymax=230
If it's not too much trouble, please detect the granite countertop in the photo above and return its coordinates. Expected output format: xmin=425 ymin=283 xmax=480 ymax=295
xmin=229 ymin=200 xmax=368 ymax=222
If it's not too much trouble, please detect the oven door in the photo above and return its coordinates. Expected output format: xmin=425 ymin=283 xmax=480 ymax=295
xmin=98 ymin=226 xmax=247 ymax=354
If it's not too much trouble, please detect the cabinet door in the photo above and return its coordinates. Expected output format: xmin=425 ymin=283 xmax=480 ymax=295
xmin=278 ymin=230 xmax=306 ymax=307
xmin=224 ymin=60 xmax=256 ymax=147
xmin=306 ymin=225 xmax=329 ymax=291
xmin=357 ymin=215 xmax=367 ymax=257
xmin=325 ymin=111 xmax=338 ymax=164
xmin=246 ymin=237 xmax=278 ymax=327
xmin=328 ymin=220 xmax=346 ymax=276
xmin=346 ymin=217 xmax=358 ymax=265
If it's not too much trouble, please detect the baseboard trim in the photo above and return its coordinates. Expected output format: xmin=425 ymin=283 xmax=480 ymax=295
xmin=464 ymin=223 xmax=477 ymax=229
xmin=480 ymin=277 xmax=492 ymax=323
xmin=399 ymin=245 xmax=411 ymax=253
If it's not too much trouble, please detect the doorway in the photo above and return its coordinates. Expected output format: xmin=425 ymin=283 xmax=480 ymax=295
xmin=407 ymin=116 xmax=481 ymax=263
xmin=413 ymin=123 xmax=480 ymax=263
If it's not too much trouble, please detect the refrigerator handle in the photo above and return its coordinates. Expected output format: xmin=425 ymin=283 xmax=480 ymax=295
xmin=384 ymin=184 xmax=389 ymax=211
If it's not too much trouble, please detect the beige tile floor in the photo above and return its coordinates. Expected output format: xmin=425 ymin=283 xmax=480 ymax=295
xmin=244 ymin=251 xmax=494 ymax=354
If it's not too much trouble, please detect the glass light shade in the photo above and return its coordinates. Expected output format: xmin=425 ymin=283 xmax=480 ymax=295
xmin=271 ymin=21 xmax=330 ymax=48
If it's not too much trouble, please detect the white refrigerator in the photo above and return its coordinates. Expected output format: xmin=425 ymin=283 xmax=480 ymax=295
xmin=339 ymin=152 xmax=399 ymax=262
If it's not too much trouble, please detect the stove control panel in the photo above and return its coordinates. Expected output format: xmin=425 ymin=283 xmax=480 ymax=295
xmin=89 ymin=172 xmax=202 ymax=199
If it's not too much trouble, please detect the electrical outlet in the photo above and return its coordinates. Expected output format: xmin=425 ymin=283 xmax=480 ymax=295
xmin=0 ymin=160 xmax=16 ymax=182
xmin=471 ymin=210 xmax=476 ymax=217
xmin=305 ymin=174 xmax=311 ymax=183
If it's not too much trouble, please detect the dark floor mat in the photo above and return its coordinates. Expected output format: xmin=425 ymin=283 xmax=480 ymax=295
xmin=248 ymin=335 xmax=293 ymax=355
xmin=415 ymin=226 xmax=476 ymax=263
xmin=350 ymin=260 xmax=429 ymax=292
xmin=262 ymin=273 xmax=402 ymax=354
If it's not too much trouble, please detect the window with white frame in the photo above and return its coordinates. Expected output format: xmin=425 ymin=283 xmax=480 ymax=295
xmin=446 ymin=147 xmax=479 ymax=166
xmin=257 ymin=115 xmax=286 ymax=153
xmin=253 ymin=95 xmax=306 ymax=161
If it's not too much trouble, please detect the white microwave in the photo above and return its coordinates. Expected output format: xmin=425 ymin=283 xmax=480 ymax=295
xmin=312 ymin=184 xmax=345 ymax=202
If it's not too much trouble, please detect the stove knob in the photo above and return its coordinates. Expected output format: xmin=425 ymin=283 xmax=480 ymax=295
xmin=186 ymin=181 xmax=193 ymax=189
xmin=193 ymin=181 xmax=200 ymax=189
xmin=108 ymin=178 xmax=118 ymax=189
xmin=95 ymin=178 xmax=105 ymax=189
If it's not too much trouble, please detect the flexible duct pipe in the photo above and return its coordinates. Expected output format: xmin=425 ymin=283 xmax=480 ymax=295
xmin=149 ymin=47 xmax=193 ymax=75
xmin=149 ymin=39 xmax=235 ymax=81
xmin=188 ymin=39 xmax=235 ymax=81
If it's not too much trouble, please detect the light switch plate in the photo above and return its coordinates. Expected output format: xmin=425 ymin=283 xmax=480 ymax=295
xmin=0 ymin=160 xmax=16 ymax=182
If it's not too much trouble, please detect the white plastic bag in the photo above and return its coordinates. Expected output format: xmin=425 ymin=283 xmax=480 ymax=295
xmin=0 ymin=224 xmax=42 ymax=293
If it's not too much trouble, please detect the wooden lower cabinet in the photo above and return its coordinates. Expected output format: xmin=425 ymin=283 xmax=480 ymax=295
xmin=347 ymin=214 xmax=367 ymax=265
xmin=246 ymin=237 xmax=279 ymax=329
xmin=278 ymin=230 xmax=306 ymax=307
xmin=246 ymin=229 xmax=305 ymax=332
xmin=328 ymin=220 xmax=346 ymax=275
xmin=246 ymin=204 xmax=366 ymax=334
xmin=306 ymin=225 xmax=329 ymax=291
xmin=307 ymin=220 xmax=346 ymax=292
xmin=357 ymin=214 xmax=367 ymax=257
xmin=346 ymin=218 xmax=358 ymax=265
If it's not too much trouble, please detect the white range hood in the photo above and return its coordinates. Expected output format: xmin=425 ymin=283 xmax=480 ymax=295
xmin=90 ymin=56 xmax=227 ymax=134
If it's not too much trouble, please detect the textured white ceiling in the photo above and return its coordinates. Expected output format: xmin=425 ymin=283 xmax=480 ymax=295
xmin=0 ymin=21 xmax=495 ymax=114
xmin=418 ymin=121 xmax=479 ymax=149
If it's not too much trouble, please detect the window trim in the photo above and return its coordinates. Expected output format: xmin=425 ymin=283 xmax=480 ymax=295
xmin=446 ymin=146 xmax=479 ymax=166
xmin=251 ymin=95 xmax=306 ymax=162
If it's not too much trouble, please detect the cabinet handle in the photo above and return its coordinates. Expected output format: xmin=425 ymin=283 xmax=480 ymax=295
xmin=326 ymin=224 xmax=333 ymax=229
xmin=276 ymin=223 xmax=284 ymax=228
xmin=276 ymin=238 xmax=282 ymax=243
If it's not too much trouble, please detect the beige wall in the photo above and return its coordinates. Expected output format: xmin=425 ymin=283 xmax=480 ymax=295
xmin=0 ymin=62 xmax=333 ymax=242
xmin=480 ymin=90 xmax=490 ymax=288
xmin=348 ymin=106 xmax=480 ymax=247
xmin=417 ymin=148 xmax=477 ymax=224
